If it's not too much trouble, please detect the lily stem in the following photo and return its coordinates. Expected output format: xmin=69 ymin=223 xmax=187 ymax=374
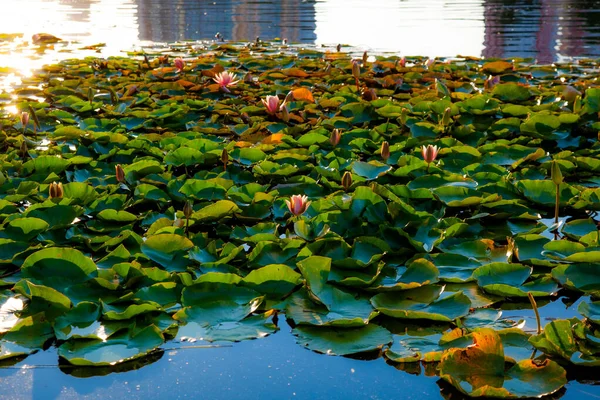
xmin=527 ymin=292 xmax=542 ymax=335
xmin=554 ymin=183 xmax=560 ymax=225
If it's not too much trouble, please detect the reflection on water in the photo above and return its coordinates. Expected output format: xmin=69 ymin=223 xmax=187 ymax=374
xmin=1 ymin=0 xmax=600 ymax=61
xmin=136 ymin=0 xmax=317 ymax=43
xmin=483 ymin=0 xmax=600 ymax=63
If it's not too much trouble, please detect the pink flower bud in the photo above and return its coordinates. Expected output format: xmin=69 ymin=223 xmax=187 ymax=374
xmin=285 ymin=195 xmax=311 ymax=216
xmin=20 ymin=112 xmax=29 ymax=128
xmin=115 ymin=164 xmax=125 ymax=183
xmin=421 ymin=144 xmax=440 ymax=164
xmin=262 ymin=95 xmax=281 ymax=115
xmin=174 ymin=57 xmax=185 ymax=72
xmin=381 ymin=141 xmax=390 ymax=161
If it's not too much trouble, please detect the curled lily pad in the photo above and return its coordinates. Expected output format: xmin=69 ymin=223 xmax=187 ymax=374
xmin=440 ymin=328 xmax=566 ymax=398
xmin=528 ymin=318 xmax=600 ymax=366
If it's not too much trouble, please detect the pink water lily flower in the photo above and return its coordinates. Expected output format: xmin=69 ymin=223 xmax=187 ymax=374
xmin=213 ymin=71 xmax=239 ymax=92
xmin=262 ymin=95 xmax=282 ymax=115
xmin=174 ymin=57 xmax=185 ymax=72
xmin=285 ymin=195 xmax=311 ymax=216
xmin=421 ymin=144 xmax=440 ymax=164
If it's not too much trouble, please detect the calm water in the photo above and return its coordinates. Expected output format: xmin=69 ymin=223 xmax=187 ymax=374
xmin=0 ymin=298 xmax=597 ymax=399
xmin=2 ymin=0 xmax=600 ymax=62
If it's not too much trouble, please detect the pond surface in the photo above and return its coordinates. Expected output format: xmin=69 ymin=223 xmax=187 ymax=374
xmin=0 ymin=299 xmax=597 ymax=399
xmin=3 ymin=0 xmax=600 ymax=62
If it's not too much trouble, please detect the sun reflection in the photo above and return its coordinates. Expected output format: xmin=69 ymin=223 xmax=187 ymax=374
xmin=0 ymin=296 xmax=25 ymax=333
xmin=0 ymin=0 xmax=141 ymax=113
xmin=4 ymin=104 xmax=19 ymax=115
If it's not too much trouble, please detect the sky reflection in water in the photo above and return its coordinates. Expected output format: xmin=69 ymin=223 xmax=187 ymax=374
xmin=2 ymin=0 xmax=600 ymax=63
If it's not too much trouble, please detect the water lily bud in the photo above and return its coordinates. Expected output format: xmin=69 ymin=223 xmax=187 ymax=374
xmin=484 ymin=75 xmax=500 ymax=91
xmin=262 ymin=95 xmax=281 ymax=115
xmin=421 ymin=144 xmax=440 ymax=164
xmin=20 ymin=112 xmax=29 ymax=128
xmin=573 ymin=95 xmax=582 ymax=113
xmin=115 ymin=164 xmax=125 ymax=183
xmin=330 ymin=129 xmax=341 ymax=147
xmin=279 ymin=104 xmax=290 ymax=122
xmin=441 ymin=107 xmax=452 ymax=126
xmin=49 ymin=182 xmax=63 ymax=199
xmin=425 ymin=58 xmax=435 ymax=69
xmin=174 ymin=57 xmax=185 ymax=72
xmin=183 ymin=200 xmax=193 ymax=219
xmin=562 ymin=85 xmax=580 ymax=103
xmin=20 ymin=140 xmax=28 ymax=158
xmin=362 ymin=88 xmax=378 ymax=101
xmin=400 ymin=109 xmax=409 ymax=126
xmin=285 ymin=194 xmax=311 ymax=216
xmin=88 ymin=87 xmax=94 ymax=104
xmin=125 ymin=85 xmax=138 ymax=96
xmin=336 ymin=43 xmax=342 ymax=52
xmin=341 ymin=171 xmax=352 ymax=191
xmin=173 ymin=218 xmax=185 ymax=228
xmin=362 ymin=51 xmax=368 ymax=65
xmin=380 ymin=141 xmax=390 ymax=161
xmin=551 ymin=160 xmax=563 ymax=186
xmin=352 ymin=60 xmax=360 ymax=80
xmin=284 ymin=90 xmax=295 ymax=104
xmin=244 ymin=73 xmax=254 ymax=84
xmin=398 ymin=57 xmax=406 ymax=68
xmin=158 ymin=55 xmax=169 ymax=65
xmin=221 ymin=148 xmax=229 ymax=168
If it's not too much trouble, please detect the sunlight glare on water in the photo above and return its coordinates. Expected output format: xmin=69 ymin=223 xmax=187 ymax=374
xmin=313 ymin=0 xmax=486 ymax=57
xmin=0 ymin=0 xmax=598 ymax=64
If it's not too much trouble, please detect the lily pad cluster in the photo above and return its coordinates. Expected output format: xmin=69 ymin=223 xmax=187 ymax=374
xmin=0 ymin=38 xmax=599 ymax=397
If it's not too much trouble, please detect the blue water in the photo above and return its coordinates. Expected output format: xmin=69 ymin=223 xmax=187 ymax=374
xmin=0 ymin=298 xmax=598 ymax=399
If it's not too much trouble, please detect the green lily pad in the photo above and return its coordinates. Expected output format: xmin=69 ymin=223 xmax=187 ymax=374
xmin=472 ymin=262 xmax=557 ymax=297
xmin=293 ymin=324 xmax=392 ymax=356
xmin=141 ymin=234 xmax=193 ymax=272
xmin=351 ymin=161 xmax=391 ymax=180
xmin=58 ymin=325 xmax=164 ymax=366
xmin=371 ymin=286 xmax=471 ymax=322
xmin=21 ymin=247 xmax=97 ymax=290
